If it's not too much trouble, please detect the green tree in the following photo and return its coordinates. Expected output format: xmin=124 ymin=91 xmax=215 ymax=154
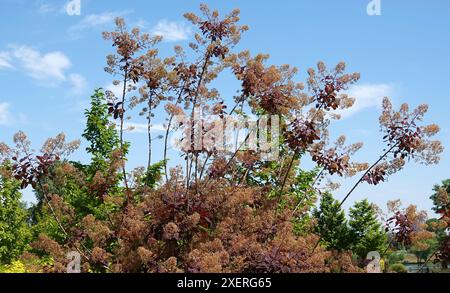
xmin=82 ymin=88 xmax=122 ymax=171
xmin=0 ymin=168 xmax=32 ymax=264
xmin=429 ymin=180 xmax=450 ymax=269
xmin=348 ymin=199 xmax=388 ymax=259
xmin=426 ymin=218 xmax=447 ymax=242
xmin=430 ymin=179 xmax=450 ymax=214
xmin=31 ymin=89 xmax=125 ymax=226
xmin=313 ymin=193 xmax=350 ymax=251
xmin=387 ymin=249 xmax=406 ymax=265
xmin=410 ymin=237 xmax=438 ymax=264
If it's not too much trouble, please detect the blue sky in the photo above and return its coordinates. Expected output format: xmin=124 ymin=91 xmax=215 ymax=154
xmin=0 ymin=0 xmax=449 ymax=216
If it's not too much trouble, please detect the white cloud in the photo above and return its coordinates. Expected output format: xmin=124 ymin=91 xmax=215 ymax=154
xmin=134 ymin=19 xmax=149 ymax=29
xmin=0 ymin=45 xmax=86 ymax=93
xmin=68 ymin=11 xmax=132 ymax=39
xmin=0 ymin=102 xmax=11 ymax=125
xmin=69 ymin=73 xmax=87 ymax=95
xmin=0 ymin=102 xmax=27 ymax=126
xmin=37 ymin=2 xmax=76 ymax=15
xmin=124 ymin=122 xmax=166 ymax=134
xmin=70 ymin=12 xmax=118 ymax=31
xmin=10 ymin=45 xmax=71 ymax=85
xmin=0 ymin=52 xmax=13 ymax=69
xmin=151 ymin=19 xmax=192 ymax=42
xmin=17 ymin=113 xmax=28 ymax=124
xmin=38 ymin=3 xmax=56 ymax=14
xmin=105 ymin=81 xmax=124 ymax=98
xmin=336 ymin=83 xmax=394 ymax=118
xmin=104 ymin=80 xmax=142 ymax=98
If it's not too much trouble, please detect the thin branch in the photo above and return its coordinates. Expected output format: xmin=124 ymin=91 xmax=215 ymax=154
xmin=279 ymin=154 xmax=296 ymax=196
xmin=198 ymin=152 xmax=211 ymax=181
xmin=147 ymin=92 xmax=153 ymax=169
xmin=163 ymin=82 xmax=186 ymax=182
xmin=418 ymin=249 xmax=439 ymax=272
xmin=202 ymin=117 xmax=261 ymax=189
xmin=187 ymin=53 xmax=211 ymax=189
xmin=120 ymin=69 xmax=130 ymax=195
xmin=337 ymin=142 xmax=398 ymax=209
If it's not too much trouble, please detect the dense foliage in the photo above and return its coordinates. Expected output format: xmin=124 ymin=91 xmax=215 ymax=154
xmin=0 ymin=5 xmax=447 ymax=273
xmin=0 ymin=168 xmax=32 ymax=264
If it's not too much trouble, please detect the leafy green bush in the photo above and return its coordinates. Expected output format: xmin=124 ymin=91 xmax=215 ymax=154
xmin=0 ymin=168 xmax=32 ymax=264
xmin=388 ymin=250 xmax=406 ymax=265
xmin=0 ymin=260 xmax=26 ymax=273
xmin=389 ymin=263 xmax=408 ymax=273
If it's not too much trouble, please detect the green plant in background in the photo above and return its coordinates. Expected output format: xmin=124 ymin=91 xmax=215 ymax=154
xmin=83 ymin=88 xmax=122 ymax=172
xmin=430 ymin=179 xmax=450 ymax=214
xmin=387 ymin=249 xmax=406 ymax=265
xmin=0 ymin=165 xmax=32 ymax=264
xmin=0 ymin=260 xmax=27 ymax=273
xmin=428 ymin=179 xmax=450 ymax=269
xmin=410 ymin=237 xmax=438 ymax=264
xmin=291 ymin=168 xmax=319 ymax=234
xmin=389 ymin=263 xmax=408 ymax=273
xmin=142 ymin=160 xmax=167 ymax=189
xmin=348 ymin=199 xmax=388 ymax=259
xmin=313 ymin=193 xmax=351 ymax=251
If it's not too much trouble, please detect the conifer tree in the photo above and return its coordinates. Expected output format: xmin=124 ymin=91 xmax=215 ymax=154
xmin=348 ymin=199 xmax=387 ymax=259
xmin=313 ymin=193 xmax=350 ymax=251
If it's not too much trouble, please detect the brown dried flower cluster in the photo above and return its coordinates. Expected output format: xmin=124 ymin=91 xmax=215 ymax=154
xmin=362 ymin=98 xmax=444 ymax=186
xmin=384 ymin=201 xmax=433 ymax=249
